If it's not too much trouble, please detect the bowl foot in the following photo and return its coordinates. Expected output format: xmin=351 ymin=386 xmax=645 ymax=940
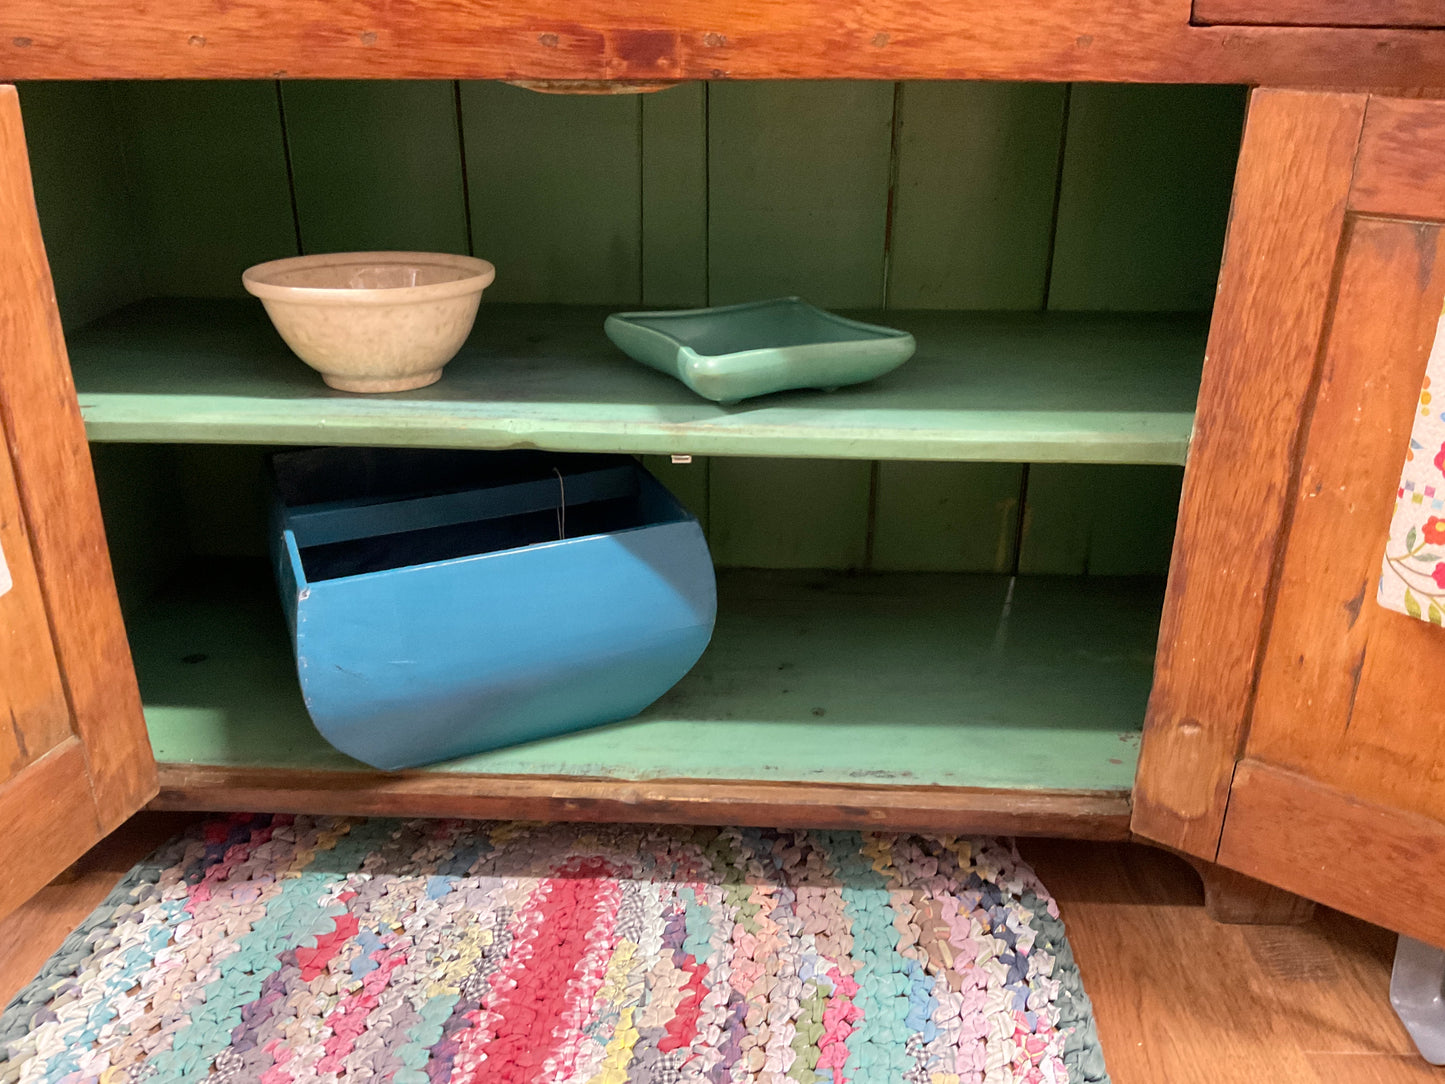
xmin=322 ymin=369 xmax=443 ymax=393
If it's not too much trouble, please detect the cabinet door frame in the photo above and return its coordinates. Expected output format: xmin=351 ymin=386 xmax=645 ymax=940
xmin=0 ymin=84 xmax=156 ymax=919
xmin=1135 ymin=88 xmax=1445 ymax=942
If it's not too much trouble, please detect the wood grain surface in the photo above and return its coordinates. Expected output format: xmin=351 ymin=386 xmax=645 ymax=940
xmin=1351 ymin=96 xmax=1445 ymax=219
xmin=1132 ymin=89 xmax=1366 ymax=858
xmin=0 ymin=402 xmax=72 ymax=781
xmin=1246 ymin=217 xmax=1445 ymax=824
xmin=1022 ymin=838 xmax=1442 ymax=1083
xmin=1194 ymin=0 xmax=1445 ymax=27
xmin=0 ymin=811 xmax=191 ymax=1007
xmin=0 ymin=86 xmax=155 ymax=832
xmin=3 ymin=0 xmax=1445 ymax=84
xmin=149 ymin=766 xmax=1135 ymax=839
xmin=0 ymin=741 xmax=103 ymax=924
xmin=1220 ymin=761 xmax=1445 ymax=949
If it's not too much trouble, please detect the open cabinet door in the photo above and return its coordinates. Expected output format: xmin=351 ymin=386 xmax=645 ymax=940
xmin=0 ymin=85 xmax=156 ymax=922
xmin=1134 ymin=88 xmax=1445 ymax=945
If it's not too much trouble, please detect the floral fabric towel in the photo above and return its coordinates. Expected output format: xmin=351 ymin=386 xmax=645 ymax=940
xmin=1380 ymin=307 xmax=1445 ymax=623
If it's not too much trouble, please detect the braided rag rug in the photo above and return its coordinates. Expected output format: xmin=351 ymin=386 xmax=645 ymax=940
xmin=0 ymin=816 xmax=1109 ymax=1084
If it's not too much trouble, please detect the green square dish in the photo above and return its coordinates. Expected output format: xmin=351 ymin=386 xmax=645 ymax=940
xmin=603 ymin=297 xmax=917 ymax=403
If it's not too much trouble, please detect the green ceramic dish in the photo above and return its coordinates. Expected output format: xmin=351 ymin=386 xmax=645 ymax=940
xmin=604 ymin=297 xmax=917 ymax=403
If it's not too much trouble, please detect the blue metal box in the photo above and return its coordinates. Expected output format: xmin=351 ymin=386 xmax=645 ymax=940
xmin=270 ymin=448 xmax=716 ymax=770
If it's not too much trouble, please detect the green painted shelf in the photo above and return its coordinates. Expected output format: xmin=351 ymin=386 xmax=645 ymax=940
xmin=72 ymin=300 xmax=1205 ymax=464
xmin=133 ymin=564 xmax=1158 ymax=792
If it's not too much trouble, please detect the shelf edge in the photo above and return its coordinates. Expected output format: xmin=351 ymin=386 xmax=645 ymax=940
xmin=151 ymin=763 xmax=1134 ymax=839
xmin=81 ymin=414 xmax=1194 ymax=466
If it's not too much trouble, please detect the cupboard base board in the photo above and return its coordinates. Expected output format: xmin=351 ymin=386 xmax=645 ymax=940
xmin=148 ymin=763 xmax=1134 ymax=838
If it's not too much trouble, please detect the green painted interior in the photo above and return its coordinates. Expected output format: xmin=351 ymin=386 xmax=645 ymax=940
xmin=134 ymin=562 xmax=1154 ymax=791
xmin=23 ymin=78 xmax=1242 ymax=581
xmin=640 ymin=84 xmax=709 ymax=308
xmin=18 ymin=82 xmax=139 ymax=329
xmin=71 ymin=302 xmax=1204 ymax=463
xmin=16 ymin=79 xmax=1243 ymax=785
xmin=888 ymin=82 xmax=1068 ymax=311
xmin=1047 ymin=84 xmax=1248 ymax=312
xmin=281 ymin=80 xmax=471 ymax=257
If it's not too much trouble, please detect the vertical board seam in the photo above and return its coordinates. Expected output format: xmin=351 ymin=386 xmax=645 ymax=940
xmin=273 ymin=81 xmax=305 ymax=256
xmin=637 ymin=94 xmax=645 ymax=304
xmin=453 ymin=81 xmax=476 ymax=258
xmin=104 ymin=83 xmax=147 ymax=304
xmin=882 ymin=82 xmax=904 ymax=311
xmin=863 ymin=460 xmax=881 ymax=570
xmin=1041 ymin=83 xmax=1074 ymax=312
xmin=703 ymin=82 xmax=712 ymax=306
xmin=1010 ymin=465 xmax=1032 ymax=577
xmin=1022 ymin=83 xmax=1072 ymax=578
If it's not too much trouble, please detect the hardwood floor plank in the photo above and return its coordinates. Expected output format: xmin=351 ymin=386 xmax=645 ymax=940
xmin=1309 ymin=1054 xmax=1445 ymax=1083
xmin=1019 ymin=840 xmax=1427 ymax=1083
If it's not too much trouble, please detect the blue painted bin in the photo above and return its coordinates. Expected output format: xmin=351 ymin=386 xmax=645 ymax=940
xmin=269 ymin=448 xmax=716 ymax=770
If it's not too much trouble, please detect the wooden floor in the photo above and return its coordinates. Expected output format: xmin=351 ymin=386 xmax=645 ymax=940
xmin=1 ymin=816 xmax=1438 ymax=1082
xmin=1020 ymin=840 xmax=1443 ymax=1083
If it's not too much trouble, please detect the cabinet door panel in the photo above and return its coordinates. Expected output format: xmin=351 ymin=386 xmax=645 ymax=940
xmin=1193 ymin=0 xmax=1445 ymax=27
xmin=1132 ymin=87 xmax=1365 ymax=855
xmin=0 ymin=84 xmax=156 ymax=922
xmin=1136 ymin=90 xmax=1445 ymax=943
xmin=0 ymin=411 xmax=72 ymax=777
xmin=1245 ymin=216 xmax=1445 ymax=818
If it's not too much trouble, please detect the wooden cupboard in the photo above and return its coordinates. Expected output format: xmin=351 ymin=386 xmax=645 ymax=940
xmin=4 ymin=2 xmax=1445 ymax=947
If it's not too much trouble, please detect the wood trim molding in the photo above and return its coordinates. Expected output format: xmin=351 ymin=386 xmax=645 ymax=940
xmin=1194 ymin=0 xmax=1445 ymax=28
xmin=1350 ymin=96 xmax=1445 ymax=220
xmin=0 ymin=87 xmax=156 ymax=830
xmin=1131 ymin=88 xmax=1367 ymax=859
xmin=151 ymin=764 xmax=1134 ymax=839
xmin=1219 ymin=759 xmax=1445 ymax=947
xmin=0 ymin=740 xmax=103 ymax=924
xmin=3 ymin=2 xmax=1445 ymax=84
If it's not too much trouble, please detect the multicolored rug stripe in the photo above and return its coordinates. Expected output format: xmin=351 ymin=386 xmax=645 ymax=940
xmin=0 ymin=816 xmax=1109 ymax=1084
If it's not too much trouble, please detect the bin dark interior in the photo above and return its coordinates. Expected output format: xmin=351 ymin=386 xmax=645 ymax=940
xmin=275 ymin=448 xmax=687 ymax=582
xmin=301 ymin=498 xmax=666 ymax=581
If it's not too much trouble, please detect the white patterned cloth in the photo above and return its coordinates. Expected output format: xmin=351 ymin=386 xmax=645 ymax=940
xmin=1380 ymin=309 xmax=1445 ymax=623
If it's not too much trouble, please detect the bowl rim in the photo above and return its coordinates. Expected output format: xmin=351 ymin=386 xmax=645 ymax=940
xmin=242 ymin=251 xmax=496 ymax=305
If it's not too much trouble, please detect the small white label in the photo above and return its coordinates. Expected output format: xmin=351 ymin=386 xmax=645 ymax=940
xmin=0 ymin=538 xmax=11 ymax=599
xmin=670 ymin=455 xmax=693 ymax=465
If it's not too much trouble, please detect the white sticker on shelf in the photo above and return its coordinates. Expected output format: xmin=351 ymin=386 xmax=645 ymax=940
xmin=0 ymin=537 xmax=10 ymax=599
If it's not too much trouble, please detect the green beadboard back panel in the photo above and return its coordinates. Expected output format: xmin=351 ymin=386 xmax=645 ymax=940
xmin=641 ymin=84 xmax=709 ymax=308
xmin=639 ymin=455 xmax=710 ymax=535
xmin=173 ymin=445 xmax=274 ymax=559
xmin=459 ymin=82 xmax=642 ymax=304
xmin=1028 ymin=83 xmax=1239 ymax=576
xmin=89 ymin=443 xmax=187 ymax=618
xmin=1019 ymin=464 xmax=1185 ymax=575
xmin=870 ymin=461 xmax=1025 ymax=573
xmin=280 ymin=81 xmax=470 ymax=257
xmin=708 ymin=458 xmax=872 ymax=570
xmin=16 ymin=83 xmax=142 ymax=331
xmin=881 ymin=81 xmax=1065 ymax=573
xmin=704 ymin=82 xmax=891 ymax=567
xmin=111 ymin=81 xmax=299 ymax=298
xmin=888 ymin=82 xmax=1067 ymax=311
xmin=707 ymin=82 xmax=893 ymax=309
xmin=1046 ymin=83 xmax=1246 ymax=312
xmin=12 ymin=80 xmax=1246 ymax=578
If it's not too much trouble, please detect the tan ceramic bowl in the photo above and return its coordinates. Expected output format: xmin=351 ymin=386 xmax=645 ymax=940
xmin=242 ymin=252 xmax=496 ymax=392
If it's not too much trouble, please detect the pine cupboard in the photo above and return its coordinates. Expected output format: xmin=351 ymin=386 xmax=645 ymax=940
xmin=3 ymin=2 xmax=1445 ymax=945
